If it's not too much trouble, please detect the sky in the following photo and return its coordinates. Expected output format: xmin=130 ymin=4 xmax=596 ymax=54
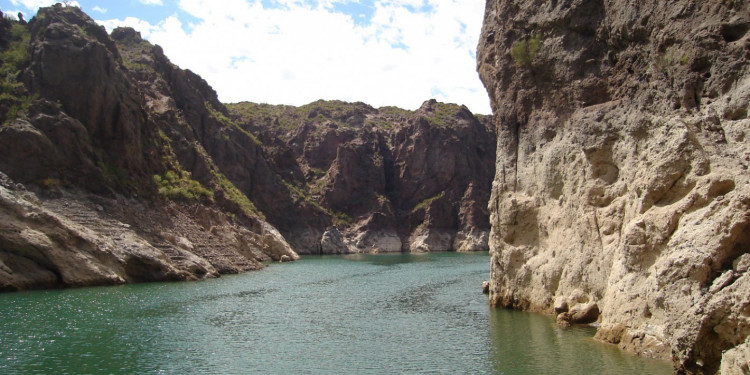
xmin=1 ymin=0 xmax=492 ymax=114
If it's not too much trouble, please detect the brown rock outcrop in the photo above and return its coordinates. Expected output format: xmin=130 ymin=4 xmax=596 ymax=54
xmin=0 ymin=4 xmax=493 ymax=291
xmin=478 ymin=0 xmax=750 ymax=373
xmin=25 ymin=6 xmax=157 ymax=183
xmin=230 ymin=99 xmax=496 ymax=254
xmin=109 ymin=26 xmax=333 ymax=254
xmin=0 ymin=172 xmax=202 ymax=291
xmin=0 ymin=5 xmax=298 ymax=291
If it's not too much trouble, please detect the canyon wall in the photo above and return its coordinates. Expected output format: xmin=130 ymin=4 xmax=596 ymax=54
xmin=0 ymin=4 xmax=495 ymax=291
xmin=230 ymin=99 xmax=496 ymax=254
xmin=477 ymin=0 xmax=749 ymax=373
xmin=0 ymin=5 xmax=298 ymax=291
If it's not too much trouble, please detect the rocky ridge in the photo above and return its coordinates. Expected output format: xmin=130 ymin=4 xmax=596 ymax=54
xmin=478 ymin=1 xmax=749 ymax=373
xmin=229 ymin=99 xmax=496 ymax=254
xmin=0 ymin=5 xmax=494 ymax=291
xmin=0 ymin=5 xmax=299 ymax=291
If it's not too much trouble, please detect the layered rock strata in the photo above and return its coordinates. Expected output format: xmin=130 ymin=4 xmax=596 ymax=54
xmin=0 ymin=172 xmax=295 ymax=291
xmin=0 ymin=5 xmax=298 ymax=291
xmin=478 ymin=1 xmax=749 ymax=373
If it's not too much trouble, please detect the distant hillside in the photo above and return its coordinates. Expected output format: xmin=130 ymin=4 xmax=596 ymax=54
xmin=228 ymin=99 xmax=496 ymax=254
xmin=0 ymin=4 xmax=496 ymax=292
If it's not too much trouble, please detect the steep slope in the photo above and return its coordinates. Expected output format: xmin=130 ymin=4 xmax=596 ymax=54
xmin=0 ymin=4 xmax=495 ymax=291
xmin=110 ymin=27 xmax=333 ymax=252
xmin=0 ymin=5 xmax=297 ymax=291
xmin=477 ymin=1 xmax=749 ymax=373
xmin=113 ymin=25 xmax=496 ymax=255
xmin=229 ymin=99 xmax=496 ymax=254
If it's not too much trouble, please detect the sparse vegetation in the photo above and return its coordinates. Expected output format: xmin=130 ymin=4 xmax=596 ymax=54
xmin=153 ymin=170 xmax=213 ymax=201
xmin=655 ymin=50 xmax=689 ymax=76
xmin=118 ymin=40 xmax=153 ymax=72
xmin=422 ymin=102 xmax=462 ymax=128
xmin=228 ymin=99 xmax=399 ymax=133
xmin=412 ymin=191 xmax=444 ymax=213
xmin=226 ymin=102 xmax=298 ymax=130
xmin=282 ymin=179 xmax=324 ymax=211
xmin=152 ymin=130 xmax=215 ymax=202
xmin=206 ymin=101 xmax=262 ymax=145
xmin=98 ymin=160 xmax=137 ymax=191
xmin=377 ymin=106 xmax=411 ymax=118
xmin=332 ymin=211 xmax=353 ymax=227
xmin=510 ymin=35 xmax=541 ymax=67
xmin=212 ymin=169 xmax=265 ymax=219
xmin=0 ymin=20 xmax=33 ymax=124
xmin=309 ymin=167 xmax=327 ymax=178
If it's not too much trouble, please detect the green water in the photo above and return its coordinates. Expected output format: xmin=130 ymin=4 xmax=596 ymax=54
xmin=0 ymin=253 xmax=671 ymax=374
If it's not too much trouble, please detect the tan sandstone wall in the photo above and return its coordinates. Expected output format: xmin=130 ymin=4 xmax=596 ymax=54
xmin=477 ymin=1 xmax=750 ymax=373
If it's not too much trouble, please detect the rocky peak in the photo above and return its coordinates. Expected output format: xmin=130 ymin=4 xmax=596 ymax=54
xmin=0 ymin=4 xmax=496 ymax=293
xmin=0 ymin=5 xmax=299 ymax=291
xmin=25 ymin=5 xmax=154 ymax=182
xmin=110 ymin=26 xmax=141 ymax=43
xmin=230 ymin=99 xmax=496 ymax=254
xmin=30 ymin=4 xmax=119 ymax=60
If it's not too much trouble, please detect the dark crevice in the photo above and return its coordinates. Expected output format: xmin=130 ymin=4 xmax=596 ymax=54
xmin=514 ymin=121 xmax=520 ymax=192
xmin=720 ymin=22 xmax=749 ymax=43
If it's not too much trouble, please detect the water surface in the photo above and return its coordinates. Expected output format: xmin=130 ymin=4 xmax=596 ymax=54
xmin=0 ymin=253 xmax=671 ymax=374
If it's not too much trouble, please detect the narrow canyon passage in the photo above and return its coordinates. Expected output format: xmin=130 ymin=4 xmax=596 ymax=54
xmin=0 ymin=253 xmax=671 ymax=374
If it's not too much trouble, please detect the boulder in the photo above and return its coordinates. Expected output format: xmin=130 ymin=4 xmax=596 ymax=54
xmin=482 ymin=281 xmax=490 ymax=294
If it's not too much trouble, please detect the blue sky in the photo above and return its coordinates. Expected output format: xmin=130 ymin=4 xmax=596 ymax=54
xmin=1 ymin=0 xmax=491 ymax=114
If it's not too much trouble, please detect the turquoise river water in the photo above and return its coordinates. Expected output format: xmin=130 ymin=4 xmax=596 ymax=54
xmin=0 ymin=253 xmax=671 ymax=374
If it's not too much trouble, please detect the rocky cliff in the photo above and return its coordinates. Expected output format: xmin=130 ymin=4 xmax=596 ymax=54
xmin=477 ymin=1 xmax=749 ymax=373
xmin=229 ymin=99 xmax=496 ymax=254
xmin=0 ymin=5 xmax=298 ymax=291
xmin=0 ymin=4 xmax=495 ymax=291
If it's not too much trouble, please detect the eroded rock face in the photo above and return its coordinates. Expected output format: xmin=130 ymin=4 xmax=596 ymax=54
xmin=0 ymin=4 xmax=492 ymax=292
xmin=478 ymin=0 xmax=750 ymax=373
xmin=0 ymin=173 xmax=202 ymax=291
xmin=230 ymin=99 xmax=496 ymax=254
xmin=0 ymin=5 xmax=299 ymax=291
xmin=25 ymin=6 xmax=157 ymax=180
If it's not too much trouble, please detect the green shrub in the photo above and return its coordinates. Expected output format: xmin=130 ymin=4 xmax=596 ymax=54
xmin=0 ymin=22 xmax=32 ymax=123
xmin=510 ymin=35 xmax=541 ymax=67
xmin=38 ymin=177 xmax=61 ymax=189
xmin=153 ymin=170 xmax=213 ymax=201
xmin=655 ymin=50 xmax=689 ymax=76
xmin=212 ymin=170 xmax=264 ymax=219
xmin=412 ymin=191 xmax=444 ymax=213
xmin=206 ymin=101 xmax=262 ymax=145
xmin=332 ymin=211 xmax=353 ymax=227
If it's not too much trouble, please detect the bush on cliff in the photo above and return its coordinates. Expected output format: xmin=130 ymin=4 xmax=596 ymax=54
xmin=510 ymin=35 xmax=540 ymax=67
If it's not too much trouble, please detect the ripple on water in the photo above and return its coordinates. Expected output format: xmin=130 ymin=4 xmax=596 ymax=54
xmin=0 ymin=253 xmax=671 ymax=375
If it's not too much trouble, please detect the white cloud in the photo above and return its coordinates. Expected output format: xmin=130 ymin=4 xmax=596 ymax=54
xmin=10 ymin=0 xmax=80 ymax=10
xmin=8 ymin=1 xmax=81 ymax=20
xmin=92 ymin=6 xmax=107 ymax=14
xmin=98 ymin=0 xmax=491 ymax=114
xmin=138 ymin=0 xmax=164 ymax=5
xmin=98 ymin=16 xmax=159 ymax=37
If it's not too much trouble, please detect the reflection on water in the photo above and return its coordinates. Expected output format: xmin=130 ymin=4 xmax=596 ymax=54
xmin=488 ymin=309 xmax=666 ymax=374
xmin=342 ymin=252 xmax=434 ymax=266
xmin=0 ymin=253 xmax=671 ymax=375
